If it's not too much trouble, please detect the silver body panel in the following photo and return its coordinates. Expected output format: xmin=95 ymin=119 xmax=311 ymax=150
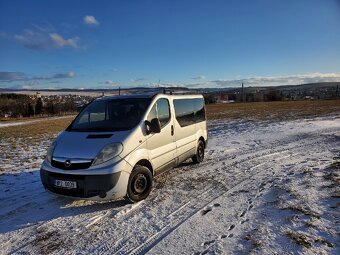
xmin=53 ymin=130 xmax=130 ymax=159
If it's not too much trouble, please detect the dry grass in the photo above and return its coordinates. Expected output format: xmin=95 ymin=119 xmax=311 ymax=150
xmin=244 ymin=233 xmax=263 ymax=250
xmin=0 ymin=116 xmax=74 ymax=139
xmin=286 ymin=231 xmax=333 ymax=248
xmin=206 ymin=100 xmax=340 ymax=121
xmin=281 ymin=205 xmax=320 ymax=219
xmin=0 ymin=115 xmax=73 ymax=122
xmin=286 ymin=231 xmax=312 ymax=248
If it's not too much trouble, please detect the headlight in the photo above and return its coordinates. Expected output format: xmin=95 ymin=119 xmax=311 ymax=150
xmin=92 ymin=143 xmax=123 ymax=166
xmin=46 ymin=140 xmax=57 ymax=163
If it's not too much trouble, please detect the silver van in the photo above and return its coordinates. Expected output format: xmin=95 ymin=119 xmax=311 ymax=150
xmin=40 ymin=93 xmax=208 ymax=202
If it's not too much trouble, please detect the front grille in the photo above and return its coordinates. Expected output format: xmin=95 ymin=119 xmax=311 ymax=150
xmin=51 ymin=159 xmax=93 ymax=170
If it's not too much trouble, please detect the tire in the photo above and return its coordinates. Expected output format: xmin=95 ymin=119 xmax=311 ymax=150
xmin=192 ymin=140 xmax=205 ymax=164
xmin=126 ymin=165 xmax=153 ymax=203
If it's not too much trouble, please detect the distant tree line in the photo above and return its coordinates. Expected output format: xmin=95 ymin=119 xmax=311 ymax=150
xmin=203 ymin=85 xmax=340 ymax=104
xmin=0 ymin=93 xmax=78 ymax=118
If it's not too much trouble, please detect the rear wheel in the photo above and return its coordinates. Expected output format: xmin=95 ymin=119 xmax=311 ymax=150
xmin=126 ymin=165 xmax=153 ymax=202
xmin=192 ymin=140 xmax=205 ymax=164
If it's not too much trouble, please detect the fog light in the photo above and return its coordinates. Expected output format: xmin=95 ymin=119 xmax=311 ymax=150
xmin=99 ymin=191 xmax=107 ymax=198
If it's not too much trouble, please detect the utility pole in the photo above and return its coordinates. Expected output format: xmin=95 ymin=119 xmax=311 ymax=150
xmin=118 ymin=87 xmax=121 ymax=96
xmin=241 ymin=83 xmax=245 ymax=103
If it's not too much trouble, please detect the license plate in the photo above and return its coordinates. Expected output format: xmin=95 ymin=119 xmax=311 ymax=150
xmin=54 ymin=179 xmax=77 ymax=189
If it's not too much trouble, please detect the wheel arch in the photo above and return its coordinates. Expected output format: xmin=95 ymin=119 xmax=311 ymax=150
xmin=198 ymin=136 xmax=206 ymax=148
xmin=134 ymin=159 xmax=154 ymax=176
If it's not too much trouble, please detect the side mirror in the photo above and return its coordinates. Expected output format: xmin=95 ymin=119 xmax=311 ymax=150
xmin=145 ymin=118 xmax=161 ymax=134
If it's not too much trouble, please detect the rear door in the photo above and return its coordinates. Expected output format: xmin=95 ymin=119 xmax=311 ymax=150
xmin=146 ymin=98 xmax=176 ymax=174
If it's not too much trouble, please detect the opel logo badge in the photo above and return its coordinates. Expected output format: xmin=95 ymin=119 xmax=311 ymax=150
xmin=64 ymin=160 xmax=71 ymax=168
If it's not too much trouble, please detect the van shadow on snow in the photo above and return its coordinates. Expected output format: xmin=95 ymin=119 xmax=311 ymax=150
xmin=0 ymin=170 xmax=129 ymax=234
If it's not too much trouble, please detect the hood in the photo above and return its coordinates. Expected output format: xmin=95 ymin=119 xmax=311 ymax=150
xmin=53 ymin=130 xmax=130 ymax=159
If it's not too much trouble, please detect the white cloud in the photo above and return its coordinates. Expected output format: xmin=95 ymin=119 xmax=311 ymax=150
xmin=208 ymin=72 xmax=340 ymax=87
xmin=130 ymin=78 xmax=148 ymax=82
xmin=105 ymin=80 xmax=117 ymax=85
xmin=52 ymin=71 xmax=76 ymax=79
xmin=49 ymin=33 xmax=78 ymax=48
xmin=0 ymin=71 xmax=76 ymax=84
xmin=191 ymin=75 xmax=206 ymax=80
xmin=14 ymin=29 xmax=51 ymax=50
xmin=9 ymin=26 xmax=80 ymax=50
xmin=0 ymin=72 xmax=26 ymax=82
xmin=20 ymin=85 xmax=33 ymax=90
xmin=83 ymin=15 xmax=100 ymax=26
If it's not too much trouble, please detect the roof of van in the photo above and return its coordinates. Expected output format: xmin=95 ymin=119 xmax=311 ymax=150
xmin=96 ymin=93 xmax=203 ymax=101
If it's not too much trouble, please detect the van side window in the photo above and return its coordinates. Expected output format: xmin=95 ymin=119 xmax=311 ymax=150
xmin=157 ymin=99 xmax=170 ymax=127
xmin=194 ymin=98 xmax=205 ymax=122
xmin=147 ymin=104 xmax=157 ymax=123
xmin=174 ymin=98 xmax=205 ymax=127
xmin=147 ymin=98 xmax=170 ymax=128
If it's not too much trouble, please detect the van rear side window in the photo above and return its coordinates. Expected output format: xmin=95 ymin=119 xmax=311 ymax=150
xmin=173 ymin=98 xmax=205 ymax=127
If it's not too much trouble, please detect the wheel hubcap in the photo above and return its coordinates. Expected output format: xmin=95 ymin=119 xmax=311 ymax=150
xmin=198 ymin=145 xmax=204 ymax=159
xmin=133 ymin=174 xmax=147 ymax=194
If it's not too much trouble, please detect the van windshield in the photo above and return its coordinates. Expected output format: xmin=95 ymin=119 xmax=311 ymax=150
xmin=69 ymin=98 xmax=151 ymax=132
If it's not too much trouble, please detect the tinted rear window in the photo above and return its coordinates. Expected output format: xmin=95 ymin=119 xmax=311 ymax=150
xmin=173 ymin=98 xmax=205 ymax=127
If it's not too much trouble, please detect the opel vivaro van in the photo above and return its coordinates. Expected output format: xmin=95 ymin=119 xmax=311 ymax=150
xmin=40 ymin=93 xmax=208 ymax=202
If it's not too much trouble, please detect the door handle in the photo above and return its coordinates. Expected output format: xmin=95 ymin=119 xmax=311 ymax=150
xmin=171 ymin=125 xmax=174 ymax=136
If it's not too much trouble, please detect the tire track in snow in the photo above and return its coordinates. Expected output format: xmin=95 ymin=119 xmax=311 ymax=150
xmin=5 ymin=201 xmax=142 ymax=255
xmin=196 ymin=151 xmax=336 ymax=255
xmin=107 ymin=131 xmax=336 ymax=254
xmin=94 ymin=143 xmax=316 ymax=254
xmin=124 ymin=152 xmax=299 ymax=255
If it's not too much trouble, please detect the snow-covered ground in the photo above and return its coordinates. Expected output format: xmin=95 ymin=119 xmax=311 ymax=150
xmin=0 ymin=116 xmax=339 ymax=254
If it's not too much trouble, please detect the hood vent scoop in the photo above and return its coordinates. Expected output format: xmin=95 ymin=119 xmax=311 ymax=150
xmin=87 ymin=134 xmax=113 ymax=139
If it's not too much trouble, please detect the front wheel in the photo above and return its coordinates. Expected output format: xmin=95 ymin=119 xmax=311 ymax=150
xmin=126 ymin=165 xmax=153 ymax=203
xmin=192 ymin=140 xmax=205 ymax=164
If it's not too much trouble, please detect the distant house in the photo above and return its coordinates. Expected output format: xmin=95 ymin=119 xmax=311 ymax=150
xmin=217 ymin=93 xmax=235 ymax=103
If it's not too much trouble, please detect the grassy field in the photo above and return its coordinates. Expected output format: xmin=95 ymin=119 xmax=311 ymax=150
xmin=0 ymin=116 xmax=75 ymax=172
xmin=0 ymin=116 xmax=74 ymax=139
xmin=206 ymin=100 xmax=340 ymax=121
xmin=0 ymin=114 xmax=76 ymax=122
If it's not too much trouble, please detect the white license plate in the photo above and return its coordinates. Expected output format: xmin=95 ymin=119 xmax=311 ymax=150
xmin=54 ymin=179 xmax=77 ymax=189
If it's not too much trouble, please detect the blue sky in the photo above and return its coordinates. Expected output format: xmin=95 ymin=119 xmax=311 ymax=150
xmin=0 ymin=0 xmax=340 ymax=89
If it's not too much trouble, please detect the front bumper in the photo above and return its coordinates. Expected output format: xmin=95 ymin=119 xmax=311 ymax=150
xmin=40 ymin=159 xmax=132 ymax=200
xmin=40 ymin=169 xmax=121 ymax=199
